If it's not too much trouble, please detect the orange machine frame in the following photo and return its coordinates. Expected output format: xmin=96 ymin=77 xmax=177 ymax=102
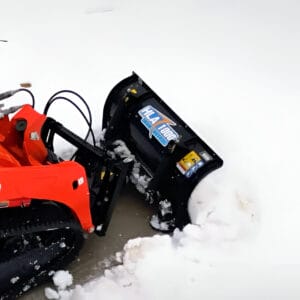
xmin=0 ymin=105 xmax=94 ymax=232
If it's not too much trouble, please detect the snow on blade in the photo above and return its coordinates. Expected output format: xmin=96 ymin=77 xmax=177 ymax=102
xmin=130 ymin=162 xmax=151 ymax=194
xmin=112 ymin=140 xmax=151 ymax=194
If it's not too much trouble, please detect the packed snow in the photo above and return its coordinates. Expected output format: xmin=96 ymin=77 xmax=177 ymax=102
xmin=1 ymin=0 xmax=300 ymax=299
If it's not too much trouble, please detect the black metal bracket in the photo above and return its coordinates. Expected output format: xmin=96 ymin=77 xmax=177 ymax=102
xmin=41 ymin=117 xmax=129 ymax=235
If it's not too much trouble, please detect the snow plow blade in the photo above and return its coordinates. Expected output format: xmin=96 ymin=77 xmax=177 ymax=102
xmin=103 ymin=73 xmax=223 ymax=231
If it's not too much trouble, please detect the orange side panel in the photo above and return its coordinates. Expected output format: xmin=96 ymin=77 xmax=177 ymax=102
xmin=0 ymin=161 xmax=94 ymax=232
xmin=0 ymin=105 xmax=94 ymax=232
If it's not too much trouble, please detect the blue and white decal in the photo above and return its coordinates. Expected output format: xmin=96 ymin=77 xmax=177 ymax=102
xmin=138 ymin=105 xmax=179 ymax=147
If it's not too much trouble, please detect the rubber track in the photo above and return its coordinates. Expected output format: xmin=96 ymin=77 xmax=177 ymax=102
xmin=0 ymin=202 xmax=84 ymax=299
xmin=0 ymin=203 xmax=81 ymax=238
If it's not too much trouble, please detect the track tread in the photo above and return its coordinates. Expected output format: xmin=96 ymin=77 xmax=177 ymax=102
xmin=0 ymin=202 xmax=84 ymax=299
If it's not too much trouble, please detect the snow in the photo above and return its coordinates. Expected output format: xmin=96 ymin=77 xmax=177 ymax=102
xmin=149 ymin=215 xmax=170 ymax=232
xmin=52 ymin=270 xmax=73 ymax=291
xmin=10 ymin=276 xmax=20 ymax=284
xmin=1 ymin=0 xmax=300 ymax=299
xmin=112 ymin=140 xmax=135 ymax=163
xmin=130 ymin=162 xmax=151 ymax=194
xmin=22 ymin=285 xmax=31 ymax=292
xmin=113 ymin=140 xmax=151 ymax=193
xmin=150 ymin=199 xmax=175 ymax=231
xmin=59 ymin=242 xmax=66 ymax=248
xmin=48 ymin=230 xmax=300 ymax=300
xmin=96 ymin=224 xmax=103 ymax=231
xmin=159 ymin=199 xmax=173 ymax=217
xmin=45 ymin=288 xmax=59 ymax=300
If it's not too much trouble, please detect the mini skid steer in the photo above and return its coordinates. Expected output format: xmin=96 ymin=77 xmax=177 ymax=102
xmin=0 ymin=73 xmax=223 ymax=298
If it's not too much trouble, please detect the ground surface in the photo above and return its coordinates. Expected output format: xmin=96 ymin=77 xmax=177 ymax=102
xmin=21 ymin=186 xmax=155 ymax=299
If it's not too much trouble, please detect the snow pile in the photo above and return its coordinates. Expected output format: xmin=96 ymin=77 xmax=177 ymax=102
xmin=45 ymin=169 xmax=262 ymax=300
xmin=47 ymin=224 xmax=298 ymax=300
xmin=189 ymin=171 xmax=259 ymax=242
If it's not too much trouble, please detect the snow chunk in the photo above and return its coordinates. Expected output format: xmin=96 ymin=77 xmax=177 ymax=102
xmin=60 ymin=242 xmax=66 ymax=248
xmin=130 ymin=162 xmax=151 ymax=194
xmin=150 ymin=215 xmax=171 ymax=232
xmin=99 ymin=128 xmax=107 ymax=141
xmin=45 ymin=287 xmax=59 ymax=299
xmin=96 ymin=224 xmax=103 ymax=231
xmin=53 ymin=270 xmax=73 ymax=290
xmin=22 ymin=285 xmax=30 ymax=292
xmin=113 ymin=140 xmax=134 ymax=162
xmin=115 ymin=252 xmax=123 ymax=263
xmin=112 ymin=140 xmax=151 ymax=194
xmin=159 ymin=199 xmax=172 ymax=216
xmin=10 ymin=276 xmax=19 ymax=284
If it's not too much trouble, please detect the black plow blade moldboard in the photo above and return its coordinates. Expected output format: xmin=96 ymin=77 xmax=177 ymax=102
xmin=103 ymin=73 xmax=223 ymax=229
